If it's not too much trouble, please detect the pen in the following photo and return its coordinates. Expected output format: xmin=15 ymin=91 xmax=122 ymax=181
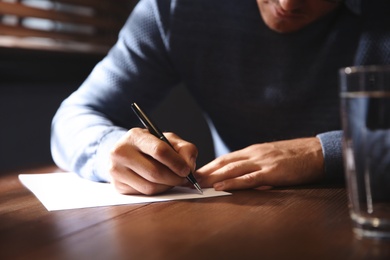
xmin=131 ymin=102 xmax=203 ymax=194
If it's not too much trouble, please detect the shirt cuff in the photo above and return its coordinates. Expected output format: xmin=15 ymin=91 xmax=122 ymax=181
xmin=316 ymin=130 xmax=345 ymax=183
xmin=93 ymin=128 xmax=128 ymax=182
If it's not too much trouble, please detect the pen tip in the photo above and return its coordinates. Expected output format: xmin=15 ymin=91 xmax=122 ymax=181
xmin=194 ymin=183 xmax=203 ymax=194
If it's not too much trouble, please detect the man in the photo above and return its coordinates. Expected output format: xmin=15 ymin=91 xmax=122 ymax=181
xmin=51 ymin=0 xmax=390 ymax=195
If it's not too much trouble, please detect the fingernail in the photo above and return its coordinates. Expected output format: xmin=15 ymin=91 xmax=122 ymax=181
xmin=214 ymin=182 xmax=224 ymax=191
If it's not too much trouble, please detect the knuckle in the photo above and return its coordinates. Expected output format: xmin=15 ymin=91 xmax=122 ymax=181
xmin=242 ymin=174 xmax=258 ymax=186
xmin=108 ymin=163 xmax=115 ymax=174
xmin=140 ymin=184 xmax=160 ymax=196
xmin=214 ymin=157 xmax=228 ymax=168
xmin=151 ymin=142 xmax=169 ymax=158
xmin=164 ymin=131 xmax=175 ymax=138
xmin=225 ymin=163 xmax=239 ymax=173
xmin=108 ymin=163 xmax=120 ymax=178
xmin=126 ymin=127 xmax=144 ymax=147
xmin=128 ymin=127 xmax=142 ymax=137
xmin=110 ymin=143 xmax=126 ymax=160
xmin=176 ymin=138 xmax=195 ymax=149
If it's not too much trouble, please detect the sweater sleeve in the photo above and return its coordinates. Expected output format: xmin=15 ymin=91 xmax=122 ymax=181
xmin=50 ymin=0 xmax=179 ymax=182
xmin=316 ymin=130 xmax=345 ymax=183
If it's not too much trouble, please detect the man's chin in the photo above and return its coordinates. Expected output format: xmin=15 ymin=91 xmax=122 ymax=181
xmin=265 ymin=21 xmax=307 ymax=33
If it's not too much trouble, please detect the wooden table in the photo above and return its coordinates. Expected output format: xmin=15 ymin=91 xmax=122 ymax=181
xmin=1 ymin=166 xmax=390 ymax=259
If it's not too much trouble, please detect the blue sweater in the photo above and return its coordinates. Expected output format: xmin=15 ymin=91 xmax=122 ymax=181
xmin=51 ymin=0 xmax=390 ymax=183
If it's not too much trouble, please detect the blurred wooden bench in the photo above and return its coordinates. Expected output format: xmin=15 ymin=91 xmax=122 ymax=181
xmin=0 ymin=0 xmax=137 ymax=54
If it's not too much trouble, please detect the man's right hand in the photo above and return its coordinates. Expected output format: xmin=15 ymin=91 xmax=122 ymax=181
xmin=108 ymin=128 xmax=198 ymax=195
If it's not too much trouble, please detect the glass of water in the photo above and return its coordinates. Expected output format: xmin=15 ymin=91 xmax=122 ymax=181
xmin=340 ymin=65 xmax=390 ymax=239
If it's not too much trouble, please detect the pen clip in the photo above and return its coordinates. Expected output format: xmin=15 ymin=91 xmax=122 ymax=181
xmin=131 ymin=103 xmax=162 ymax=137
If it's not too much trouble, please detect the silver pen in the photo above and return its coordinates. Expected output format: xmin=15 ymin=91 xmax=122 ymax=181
xmin=131 ymin=102 xmax=203 ymax=194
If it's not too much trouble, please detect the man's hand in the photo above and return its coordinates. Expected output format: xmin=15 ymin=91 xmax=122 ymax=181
xmin=195 ymin=137 xmax=324 ymax=191
xmin=109 ymin=128 xmax=198 ymax=195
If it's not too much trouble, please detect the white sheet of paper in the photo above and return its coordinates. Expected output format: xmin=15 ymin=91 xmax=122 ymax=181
xmin=18 ymin=172 xmax=231 ymax=211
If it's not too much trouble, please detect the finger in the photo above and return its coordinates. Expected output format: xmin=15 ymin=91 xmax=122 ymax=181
xmin=113 ymin=148 xmax=186 ymax=187
xmin=196 ymin=150 xmax=250 ymax=175
xmin=112 ymin=179 xmax=172 ymax=195
xmin=111 ymin=179 xmax=140 ymax=194
xmin=111 ymin=136 xmax=184 ymax=186
xmin=213 ymin=171 xmax=266 ymax=191
xmin=110 ymin=164 xmax=174 ymax=195
xmin=165 ymin=132 xmax=198 ymax=172
xmin=131 ymin=129 xmax=192 ymax=177
xmin=196 ymin=159 xmax=258 ymax=187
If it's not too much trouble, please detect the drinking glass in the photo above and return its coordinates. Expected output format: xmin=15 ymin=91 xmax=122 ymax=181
xmin=340 ymin=65 xmax=390 ymax=239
